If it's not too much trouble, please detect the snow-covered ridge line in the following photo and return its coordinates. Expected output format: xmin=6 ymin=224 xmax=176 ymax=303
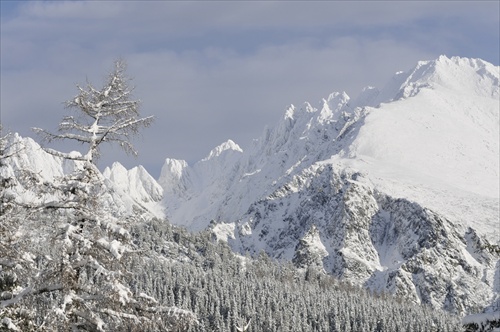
xmin=159 ymin=54 xmax=499 ymax=233
xmin=103 ymin=162 xmax=163 ymax=203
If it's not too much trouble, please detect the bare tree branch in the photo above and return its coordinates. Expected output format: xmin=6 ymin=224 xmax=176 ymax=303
xmin=33 ymin=59 xmax=153 ymax=164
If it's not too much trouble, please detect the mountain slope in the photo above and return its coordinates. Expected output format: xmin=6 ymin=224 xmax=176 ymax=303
xmin=336 ymin=55 xmax=499 ymax=239
xmin=159 ymin=139 xmax=243 ymax=231
xmin=159 ymin=55 xmax=500 ymax=315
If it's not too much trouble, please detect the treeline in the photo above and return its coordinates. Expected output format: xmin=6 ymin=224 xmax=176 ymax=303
xmin=128 ymin=219 xmax=462 ymax=332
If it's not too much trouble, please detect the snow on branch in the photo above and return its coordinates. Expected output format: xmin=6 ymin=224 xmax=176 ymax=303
xmin=137 ymin=292 xmax=157 ymax=304
xmin=0 ymin=287 xmax=33 ymax=309
xmin=101 ymin=308 xmax=140 ymax=323
xmin=101 ymin=219 xmax=131 ymax=240
xmin=0 ymin=317 xmax=20 ymax=331
xmin=72 ymin=309 xmax=105 ymax=332
xmin=97 ymin=238 xmax=128 ymax=260
xmin=140 ymin=305 xmax=198 ymax=322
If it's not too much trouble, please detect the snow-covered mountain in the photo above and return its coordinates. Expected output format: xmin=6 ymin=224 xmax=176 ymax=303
xmin=3 ymin=55 xmax=498 ymax=318
xmin=1 ymin=133 xmax=164 ymax=219
xmin=103 ymin=162 xmax=164 ymax=217
xmin=158 ymin=55 xmax=500 ymax=315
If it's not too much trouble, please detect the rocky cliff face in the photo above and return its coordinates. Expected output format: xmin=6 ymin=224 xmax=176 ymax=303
xmin=224 ymin=162 xmax=498 ymax=314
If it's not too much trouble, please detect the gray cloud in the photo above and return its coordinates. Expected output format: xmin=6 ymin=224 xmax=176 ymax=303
xmin=1 ymin=1 xmax=498 ymax=177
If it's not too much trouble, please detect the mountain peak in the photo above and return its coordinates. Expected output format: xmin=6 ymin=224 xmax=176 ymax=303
xmin=325 ymin=91 xmax=350 ymax=104
xmin=3 ymin=133 xmax=82 ymax=180
xmin=402 ymin=55 xmax=498 ymax=99
xmin=103 ymin=161 xmax=163 ymax=203
xmin=372 ymin=55 xmax=499 ymax=106
xmin=103 ymin=161 xmax=127 ymax=177
xmin=202 ymin=139 xmax=243 ymax=161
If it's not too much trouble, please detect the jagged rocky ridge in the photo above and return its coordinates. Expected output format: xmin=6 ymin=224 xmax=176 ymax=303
xmin=154 ymin=55 xmax=499 ymax=317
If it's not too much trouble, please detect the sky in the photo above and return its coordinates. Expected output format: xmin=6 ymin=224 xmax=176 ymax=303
xmin=1 ymin=1 xmax=499 ymax=178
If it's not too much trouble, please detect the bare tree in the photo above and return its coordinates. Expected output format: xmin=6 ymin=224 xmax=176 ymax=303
xmin=33 ymin=59 xmax=153 ymax=164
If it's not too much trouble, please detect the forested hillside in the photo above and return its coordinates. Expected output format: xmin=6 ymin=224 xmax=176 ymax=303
xmin=129 ymin=218 xmax=463 ymax=332
xmin=1 ymin=200 xmax=463 ymax=331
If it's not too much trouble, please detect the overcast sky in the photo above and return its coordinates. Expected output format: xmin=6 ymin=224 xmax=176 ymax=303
xmin=1 ymin=1 xmax=499 ymax=178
